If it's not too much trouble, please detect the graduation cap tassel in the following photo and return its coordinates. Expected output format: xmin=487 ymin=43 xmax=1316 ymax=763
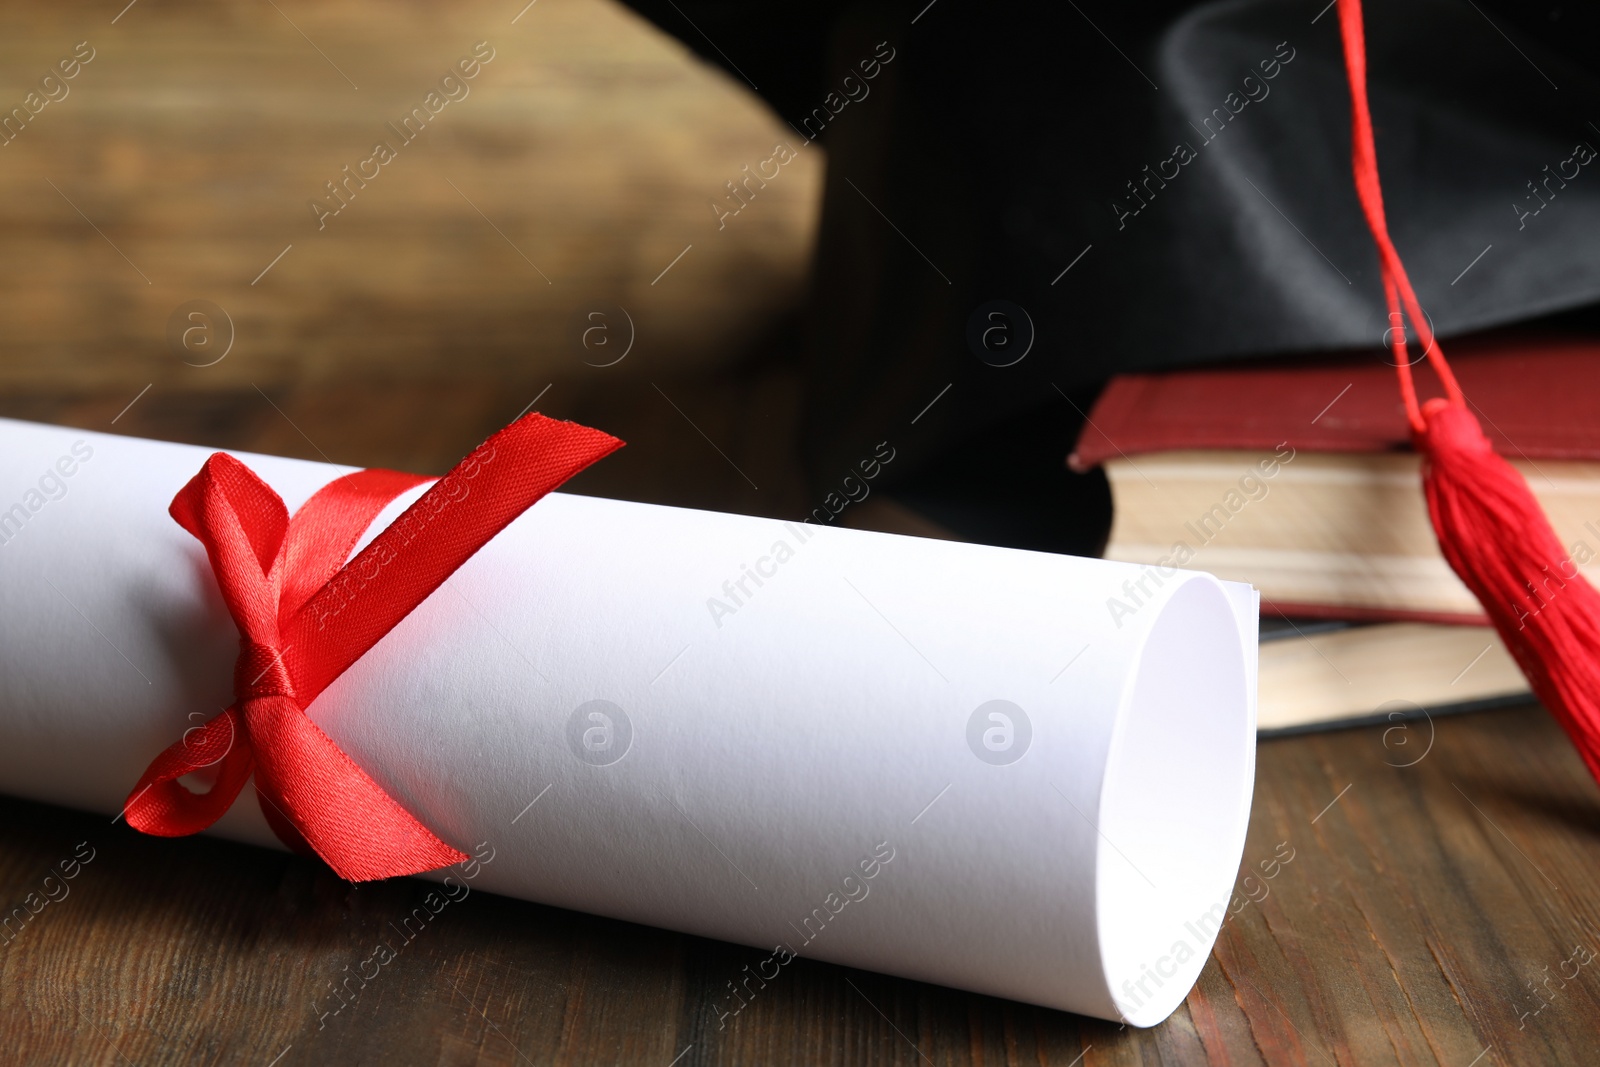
xmin=1339 ymin=0 xmax=1600 ymax=783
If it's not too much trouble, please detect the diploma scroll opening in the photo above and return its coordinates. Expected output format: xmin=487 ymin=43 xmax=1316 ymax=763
xmin=1097 ymin=575 xmax=1255 ymax=1026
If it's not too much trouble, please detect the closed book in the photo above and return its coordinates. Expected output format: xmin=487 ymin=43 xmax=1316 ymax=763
xmin=1070 ymin=334 xmax=1600 ymax=623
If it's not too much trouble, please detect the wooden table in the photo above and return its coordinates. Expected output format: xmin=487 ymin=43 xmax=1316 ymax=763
xmin=3 ymin=680 xmax=1596 ymax=1065
xmin=4 ymin=1 xmax=1600 ymax=1063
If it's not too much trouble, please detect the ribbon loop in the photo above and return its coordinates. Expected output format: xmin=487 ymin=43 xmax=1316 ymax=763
xmin=124 ymin=413 xmax=624 ymax=881
xmin=125 ymin=705 xmax=254 ymax=837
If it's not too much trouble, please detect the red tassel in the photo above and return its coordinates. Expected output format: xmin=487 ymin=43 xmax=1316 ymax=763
xmin=1339 ymin=0 xmax=1600 ymax=783
xmin=1418 ymin=400 xmax=1600 ymax=780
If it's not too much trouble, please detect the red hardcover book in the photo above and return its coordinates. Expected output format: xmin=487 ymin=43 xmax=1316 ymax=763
xmin=1068 ymin=333 xmax=1600 ymax=624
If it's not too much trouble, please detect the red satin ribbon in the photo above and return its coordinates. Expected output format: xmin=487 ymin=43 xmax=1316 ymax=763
xmin=124 ymin=413 xmax=623 ymax=881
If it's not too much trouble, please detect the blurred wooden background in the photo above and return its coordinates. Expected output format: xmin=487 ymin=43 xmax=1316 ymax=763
xmin=0 ymin=0 xmax=821 ymax=512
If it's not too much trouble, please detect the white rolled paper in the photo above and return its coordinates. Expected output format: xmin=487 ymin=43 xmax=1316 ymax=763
xmin=0 ymin=417 xmax=1257 ymax=1025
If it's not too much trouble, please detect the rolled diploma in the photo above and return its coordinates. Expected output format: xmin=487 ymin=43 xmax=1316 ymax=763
xmin=0 ymin=417 xmax=1257 ymax=1025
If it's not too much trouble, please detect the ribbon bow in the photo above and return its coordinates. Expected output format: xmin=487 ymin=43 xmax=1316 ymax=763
xmin=124 ymin=413 xmax=622 ymax=881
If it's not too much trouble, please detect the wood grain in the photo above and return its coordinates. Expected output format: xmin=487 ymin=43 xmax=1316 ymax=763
xmin=3 ymin=699 xmax=1597 ymax=1065
xmin=3 ymin=0 xmax=1600 ymax=1064
xmin=0 ymin=0 xmax=820 ymax=402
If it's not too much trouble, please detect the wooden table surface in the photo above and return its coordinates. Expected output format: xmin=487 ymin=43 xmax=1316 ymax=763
xmin=4 ymin=688 xmax=1598 ymax=1066
xmin=4 ymin=1 xmax=1600 ymax=1064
